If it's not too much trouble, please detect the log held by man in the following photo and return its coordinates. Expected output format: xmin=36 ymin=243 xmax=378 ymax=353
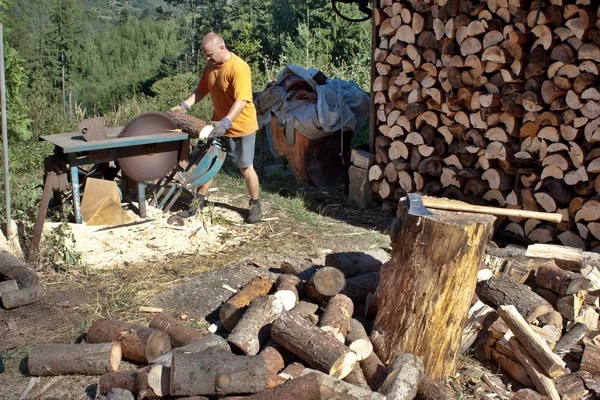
xmin=372 ymin=200 xmax=495 ymax=379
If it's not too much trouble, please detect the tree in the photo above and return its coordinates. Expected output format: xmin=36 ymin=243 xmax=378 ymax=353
xmin=164 ymin=0 xmax=205 ymax=72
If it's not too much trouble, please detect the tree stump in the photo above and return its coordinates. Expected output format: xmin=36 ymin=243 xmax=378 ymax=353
xmin=372 ymin=202 xmax=495 ymax=379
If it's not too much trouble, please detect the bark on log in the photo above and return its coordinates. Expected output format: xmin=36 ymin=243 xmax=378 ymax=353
xmin=580 ymin=342 xmax=600 ymax=374
xmin=511 ymin=389 xmax=550 ymax=399
xmin=324 ymin=250 xmax=389 ymax=278
xmin=347 ymin=318 xmax=373 ymax=361
xmin=278 ymin=362 xmax=305 ymax=381
xmin=319 ymin=294 xmax=354 ymax=342
xmin=136 ymin=365 xmax=170 ymax=399
xmin=1 ymin=284 xmax=44 ymax=309
xmin=554 ymin=374 xmax=590 ymax=400
xmin=149 ymin=312 xmax=207 ymax=347
xmin=477 ymin=275 xmax=554 ymax=322
xmin=416 ymin=376 xmax=456 ymax=400
xmin=343 ymin=363 xmax=370 ymax=389
xmin=260 ymin=342 xmax=289 ymax=389
xmin=28 ymin=342 xmax=121 ymax=376
xmin=291 ymin=300 xmax=319 ymax=325
xmin=151 ymin=335 xmax=230 ymax=368
xmin=305 ymin=267 xmax=346 ymax=303
xmin=553 ymin=322 xmax=587 ymax=360
xmin=170 ymin=348 xmax=266 ymax=397
xmin=244 ymin=373 xmax=322 ymax=400
xmin=87 ymin=318 xmax=171 ymax=363
xmin=227 ymin=295 xmax=284 ymax=355
xmin=535 ymin=262 xmax=592 ymax=295
xmin=166 ymin=111 xmax=209 ymax=138
xmin=219 ymin=276 xmax=274 ymax=332
xmin=373 ymin=202 xmax=494 ymax=379
xmin=271 ymin=311 xmax=357 ymax=379
xmin=98 ymin=370 xmax=137 ymax=395
xmin=378 ymin=353 xmax=424 ymax=400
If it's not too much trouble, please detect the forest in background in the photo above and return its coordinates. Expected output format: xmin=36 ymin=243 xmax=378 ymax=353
xmin=0 ymin=0 xmax=371 ymax=223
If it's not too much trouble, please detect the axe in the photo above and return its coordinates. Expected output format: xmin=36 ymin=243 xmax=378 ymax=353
xmin=406 ymin=193 xmax=563 ymax=224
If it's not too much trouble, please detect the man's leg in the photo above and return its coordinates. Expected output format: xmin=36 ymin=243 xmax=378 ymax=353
xmin=236 ymin=133 xmax=261 ymax=223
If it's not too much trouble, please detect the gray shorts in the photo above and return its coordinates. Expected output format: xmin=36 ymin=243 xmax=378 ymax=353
xmin=227 ymin=132 xmax=256 ymax=168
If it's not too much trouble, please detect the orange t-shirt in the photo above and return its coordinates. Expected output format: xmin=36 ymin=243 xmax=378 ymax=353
xmin=198 ymin=53 xmax=259 ymax=137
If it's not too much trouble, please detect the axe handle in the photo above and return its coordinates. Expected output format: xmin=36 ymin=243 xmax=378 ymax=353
xmin=421 ymin=197 xmax=563 ymax=224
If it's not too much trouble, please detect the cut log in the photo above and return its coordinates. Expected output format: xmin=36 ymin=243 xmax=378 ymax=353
xmin=274 ymin=274 xmax=300 ymax=311
xmin=271 ymin=311 xmax=357 ymax=379
xmin=0 ymin=279 xmax=17 ymax=295
xmin=325 ymin=250 xmax=388 ymax=278
xmin=0 ymin=245 xmax=38 ymax=287
xmin=149 ymin=313 xmax=207 ymax=347
xmin=219 ymin=276 xmax=274 ymax=332
xmin=343 ymin=362 xmax=370 ymax=389
xmin=87 ymin=318 xmax=171 ymax=363
xmin=525 ymin=244 xmax=583 ymax=271
xmin=556 ymin=292 xmax=585 ymax=321
xmin=260 ymin=342 xmax=288 ymax=389
xmin=305 ymin=266 xmax=346 ymax=303
xmin=377 ymin=353 xmax=424 ymax=400
xmin=511 ymin=389 xmax=548 ymax=400
xmin=291 ymin=300 xmax=319 ymax=325
xmin=319 ymin=294 xmax=353 ymax=343
xmin=136 ymin=365 xmax=170 ymax=399
xmin=167 ymin=111 xmax=209 ymax=138
xmin=28 ymin=342 xmax=121 ymax=376
xmin=341 ymin=272 xmax=380 ymax=303
xmin=477 ymin=275 xmax=554 ymax=322
xmin=360 ymin=350 xmax=388 ymax=391
xmin=554 ymin=374 xmax=590 ymax=400
xmin=373 ymin=203 xmax=495 ymax=379
xmin=346 ymin=318 xmax=373 ymax=361
xmin=227 ymin=295 xmax=284 ymax=355
xmin=279 ymin=362 xmax=306 ymax=381
xmin=98 ymin=369 xmax=137 ymax=395
xmin=490 ymin=348 xmax=534 ymax=387
xmin=535 ymin=262 xmax=592 ymax=295
xmin=1 ymin=284 xmax=44 ymax=309
xmin=301 ymin=369 xmax=386 ymax=399
xmin=170 ymin=348 xmax=266 ymax=397
xmin=497 ymin=305 xmax=566 ymax=378
xmin=244 ymin=373 xmax=321 ymax=400
xmin=151 ymin=335 xmax=230 ymax=368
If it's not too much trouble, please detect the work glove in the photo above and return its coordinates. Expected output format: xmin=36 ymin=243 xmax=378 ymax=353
xmin=207 ymin=117 xmax=232 ymax=138
xmin=170 ymin=101 xmax=191 ymax=113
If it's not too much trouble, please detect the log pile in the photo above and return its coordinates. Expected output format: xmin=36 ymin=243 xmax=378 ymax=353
xmin=471 ymin=242 xmax=600 ymax=399
xmin=370 ymin=0 xmax=600 ymax=249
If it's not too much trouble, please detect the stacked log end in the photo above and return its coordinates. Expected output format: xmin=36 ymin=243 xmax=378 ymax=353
xmin=370 ymin=0 xmax=600 ymax=250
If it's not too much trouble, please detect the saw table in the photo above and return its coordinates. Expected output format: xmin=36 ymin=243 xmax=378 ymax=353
xmin=40 ymin=126 xmax=188 ymax=224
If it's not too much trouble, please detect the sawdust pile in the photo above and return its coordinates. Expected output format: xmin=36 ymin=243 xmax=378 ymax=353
xmin=41 ymin=205 xmax=230 ymax=269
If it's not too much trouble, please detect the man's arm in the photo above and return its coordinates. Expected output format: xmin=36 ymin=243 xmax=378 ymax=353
xmin=171 ymin=88 xmax=207 ymax=112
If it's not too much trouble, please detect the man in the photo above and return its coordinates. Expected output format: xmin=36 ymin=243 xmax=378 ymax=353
xmin=171 ymin=32 xmax=261 ymax=223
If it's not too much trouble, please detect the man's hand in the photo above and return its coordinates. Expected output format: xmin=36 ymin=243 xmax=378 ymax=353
xmin=207 ymin=117 xmax=232 ymax=138
xmin=170 ymin=101 xmax=191 ymax=113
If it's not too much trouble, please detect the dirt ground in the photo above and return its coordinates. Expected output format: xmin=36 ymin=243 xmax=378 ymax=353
xmin=0 ymin=167 xmax=516 ymax=400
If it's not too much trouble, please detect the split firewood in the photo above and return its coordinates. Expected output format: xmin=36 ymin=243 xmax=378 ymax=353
xmin=149 ymin=312 xmax=207 ymax=347
xmin=490 ymin=348 xmax=534 ymax=387
xmin=580 ymin=342 xmax=600 ymax=374
xmin=556 ymin=291 xmax=586 ymax=320
xmin=227 ymin=295 xmax=284 ymax=355
xmin=274 ymin=274 xmax=300 ymax=311
xmin=511 ymin=389 xmax=551 ymax=399
xmin=1 ymin=284 xmax=44 ymax=309
xmin=497 ymin=305 xmax=566 ymax=378
xmin=319 ymin=294 xmax=353 ymax=342
xmin=346 ymin=318 xmax=373 ymax=361
xmin=553 ymin=322 xmax=588 ymax=359
xmin=377 ymin=353 xmax=424 ymax=400
xmin=219 ymin=276 xmax=274 ymax=332
xmin=324 ymin=250 xmax=389 ymax=278
xmin=305 ymin=266 xmax=346 ymax=303
xmin=151 ymin=335 xmax=230 ymax=368
xmin=554 ymin=374 xmax=590 ymax=400
xmin=271 ymin=311 xmax=357 ymax=379
xmin=170 ymin=348 xmax=266 ymax=397
xmin=87 ymin=318 xmax=171 ymax=363
xmin=535 ymin=262 xmax=592 ymax=295
xmin=28 ymin=342 xmax=121 ymax=376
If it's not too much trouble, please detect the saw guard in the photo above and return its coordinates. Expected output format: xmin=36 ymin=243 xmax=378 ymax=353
xmin=117 ymin=113 xmax=180 ymax=182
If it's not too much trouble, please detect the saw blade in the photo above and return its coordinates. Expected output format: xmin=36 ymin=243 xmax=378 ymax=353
xmin=117 ymin=113 xmax=179 ymax=182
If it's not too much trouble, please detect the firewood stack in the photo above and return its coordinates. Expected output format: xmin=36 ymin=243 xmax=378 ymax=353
xmin=469 ymin=242 xmax=600 ymax=399
xmin=370 ymin=0 xmax=600 ymax=250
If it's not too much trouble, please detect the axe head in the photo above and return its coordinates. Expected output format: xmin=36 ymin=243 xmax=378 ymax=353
xmin=407 ymin=193 xmax=435 ymax=217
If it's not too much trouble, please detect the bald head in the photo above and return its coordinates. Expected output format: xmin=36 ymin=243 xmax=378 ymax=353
xmin=202 ymin=32 xmax=230 ymax=65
